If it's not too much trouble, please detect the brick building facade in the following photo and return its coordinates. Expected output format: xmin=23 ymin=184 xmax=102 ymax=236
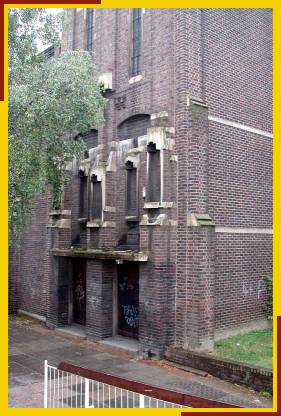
xmin=10 ymin=8 xmax=272 ymax=356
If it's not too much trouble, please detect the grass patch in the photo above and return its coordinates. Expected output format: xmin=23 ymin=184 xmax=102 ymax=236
xmin=214 ymin=329 xmax=272 ymax=369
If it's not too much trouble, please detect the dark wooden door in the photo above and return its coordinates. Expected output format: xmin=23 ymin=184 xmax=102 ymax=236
xmin=72 ymin=259 xmax=86 ymax=325
xmin=117 ymin=263 xmax=139 ymax=339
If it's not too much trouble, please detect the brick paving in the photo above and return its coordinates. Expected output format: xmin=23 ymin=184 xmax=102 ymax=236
xmin=8 ymin=317 xmax=272 ymax=408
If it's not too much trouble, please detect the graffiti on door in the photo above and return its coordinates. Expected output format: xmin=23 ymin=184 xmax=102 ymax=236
xmin=118 ymin=264 xmax=139 ymax=339
xmin=121 ymin=304 xmax=139 ymax=328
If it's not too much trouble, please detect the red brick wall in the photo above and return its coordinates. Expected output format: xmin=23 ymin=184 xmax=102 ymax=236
xmin=202 ymin=8 xmax=272 ymax=132
xmin=203 ymin=9 xmax=272 ymax=335
xmin=215 ymin=233 xmax=272 ymax=332
xmin=11 ymin=8 xmax=272 ymax=353
xmin=16 ymin=191 xmax=52 ymax=317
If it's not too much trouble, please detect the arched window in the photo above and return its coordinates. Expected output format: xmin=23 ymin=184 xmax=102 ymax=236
xmin=78 ymin=170 xmax=88 ymax=219
xmin=131 ymin=9 xmax=142 ymax=76
xmin=86 ymin=9 xmax=94 ymax=52
xmin=91 ymin=175 xmax=102 ymax=220
xmin=126 ymin=161 xmax=137 ymax=216
xmin=118 ymin=114 xmax=150 ymax=142
xmin=147 ymin=142 xmax=161 ymax=202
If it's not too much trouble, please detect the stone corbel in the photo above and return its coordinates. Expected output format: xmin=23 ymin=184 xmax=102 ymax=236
xmin=146 ymin=127 xmax=175 ymax=150
xmin=47 ymin=210 xmax=71 ymax=229
xmin=187 ymin=213 xmax=215 ymax=227
xmin=140 ymin=213 xmax=176 ymax=226
xmin=125 ymin=153 xmax=140 ymax=169
xmin=78 ymin=160 xmax=91 ymax=176
xmin=89 ymin=164 xmax=106 ymax=182
xmin=186 ymin=95 xmax=208 ymax=108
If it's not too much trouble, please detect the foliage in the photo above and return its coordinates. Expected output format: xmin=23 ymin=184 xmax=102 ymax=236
xmin=214 ymin=329 xmax=272 ymax=369
xmin=8 ymin=8 xmax=63 ymax=80
xmin=263 ymin=275 xmax=273 ymax=320
xmin=8 ymin=9 xmax=107 ymax=245
xmin=259 ymin=391 xmax=272 ymax=400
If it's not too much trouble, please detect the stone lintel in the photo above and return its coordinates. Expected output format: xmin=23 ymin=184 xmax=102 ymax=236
xmin=50 ymin=248 xmax=148 ymax=262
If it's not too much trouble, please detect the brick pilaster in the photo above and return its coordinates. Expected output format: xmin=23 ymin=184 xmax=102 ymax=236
xmin=86 ymin=259 xmax=114 ymax=340
xmin=46 ymin=211 xmax=72 ymax=328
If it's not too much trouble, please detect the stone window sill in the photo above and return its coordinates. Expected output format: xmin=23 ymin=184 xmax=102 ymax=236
xmin=129 ymin=74 xmax=143 ymax=84
xmin=143 ymin=202 xmax=174 ymax=209
xmin=86 ymin=219 xmax=102 ymax=228
xmin=87 ymin=220 xmax=116 ymax=228
xmin=125 ymin=216 xmax=139 ymax=224
xmin=49 ymin=209 xmax=71 ymax=217
xmin=78 ymin=217 xmax=88 ymax=224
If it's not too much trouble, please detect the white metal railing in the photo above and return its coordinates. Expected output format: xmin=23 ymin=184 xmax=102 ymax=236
xmin=44 ymin=360 xmax=187 ymax=408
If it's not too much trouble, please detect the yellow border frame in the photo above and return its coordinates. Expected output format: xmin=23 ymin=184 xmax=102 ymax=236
xmin=1 ymin=2 xmax=279 ymax=414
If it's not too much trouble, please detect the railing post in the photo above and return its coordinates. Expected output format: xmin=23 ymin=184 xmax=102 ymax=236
xmin=44 ymin=360 xmax=48 ymax=408
xmin=139 ymin=394 xmax=145 ymax=408
xmin=85 ymin=378 xmax=90 ymax=408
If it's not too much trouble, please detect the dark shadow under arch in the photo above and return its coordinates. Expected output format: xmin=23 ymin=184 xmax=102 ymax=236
xmin=118 ymin=114 xmax=151 ymax=141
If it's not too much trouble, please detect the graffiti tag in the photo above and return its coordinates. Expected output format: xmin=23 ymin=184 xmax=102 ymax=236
xmin=122 ymin=304 xmax=139 ymax=327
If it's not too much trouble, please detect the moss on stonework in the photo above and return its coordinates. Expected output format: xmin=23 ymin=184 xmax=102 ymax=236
xmin=50 ymin=248 xmax=148 ymax=262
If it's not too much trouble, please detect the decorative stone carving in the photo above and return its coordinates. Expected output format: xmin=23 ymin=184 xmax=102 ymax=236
xmin=114 ymin=95 xmax=126 ymax=110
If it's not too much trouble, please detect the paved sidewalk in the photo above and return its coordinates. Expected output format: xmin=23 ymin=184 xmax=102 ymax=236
xmin=8 ymin=316 xmax=272 ymax=408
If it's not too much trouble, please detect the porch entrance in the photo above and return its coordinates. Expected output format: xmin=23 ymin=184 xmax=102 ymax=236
xmin=72 ymin=259 xmax=86 ymax=325
xmin=117 ymin=263 xmax=139 ymax=339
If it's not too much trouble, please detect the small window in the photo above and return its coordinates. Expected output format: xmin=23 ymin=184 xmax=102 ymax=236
xmin=147 ymin=143 xmax=161 ymax=202
xmin=86 ymin=8 xmax=94 ymax=52
xmin=126 ymin=161 xmax=137 ymax=216
xmin=79 ymin=171 xmax=88 ymax=218
xmin=91 ymin=175 xmax=102 ymax=220
xmin=131 ymin=9 xmax=142 ymax=76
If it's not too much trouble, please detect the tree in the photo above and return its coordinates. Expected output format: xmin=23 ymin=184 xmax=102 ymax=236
xmin=8 ymin=9 xmax=107 ymax=246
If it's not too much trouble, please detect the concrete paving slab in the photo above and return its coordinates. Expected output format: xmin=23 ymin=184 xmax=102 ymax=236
xmin=13 ymin=372 xmax=43 ymax=386
xmin=8 ymin=317 xmax=273 ymax=409
xmin=9 ymin=354 xmax=44 ymax=375
xmin=55 ymin=324 xmax=86 ymax=339
xmin=100 ymin=335 xmax=139 ymax=353
xmin=9 ymin=361 xmax=34 ymax=377
xmin=9 ymin=381 xmax=45 ymax=408
xmin=8 ymin=346 xmax=23 ymax=356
